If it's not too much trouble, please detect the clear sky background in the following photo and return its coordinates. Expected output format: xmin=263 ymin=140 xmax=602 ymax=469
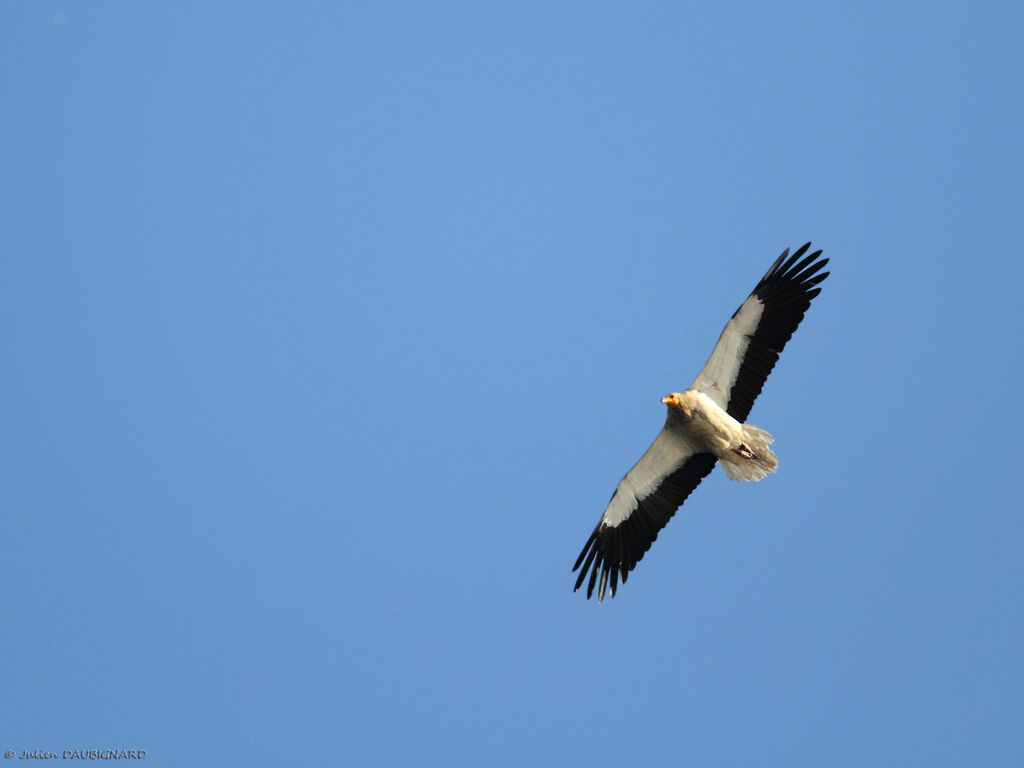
xmin=3 ymin=2 xmax=1023 ymax=766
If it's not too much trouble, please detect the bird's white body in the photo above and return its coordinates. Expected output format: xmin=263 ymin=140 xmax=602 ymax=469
xmin=667 ymin=390 xmax=777 ymax=482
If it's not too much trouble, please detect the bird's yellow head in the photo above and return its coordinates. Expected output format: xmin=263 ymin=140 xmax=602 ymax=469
xmin=662 ymin=392 xmax=691 ymax=417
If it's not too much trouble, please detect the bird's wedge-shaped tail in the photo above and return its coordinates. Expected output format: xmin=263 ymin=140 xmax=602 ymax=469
xmin=720 ymin=424 xmax=777 ymax=481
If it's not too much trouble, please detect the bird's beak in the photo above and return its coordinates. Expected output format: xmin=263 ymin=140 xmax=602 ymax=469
xmin=662 ymin=394 xmax=676 ymax=407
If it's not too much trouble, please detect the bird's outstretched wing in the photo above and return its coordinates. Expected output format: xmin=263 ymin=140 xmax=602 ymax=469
xmin=690 ymin=243 xmax=829 ymax=422
xmin=573 ymin=424 xmax=717 ymax=602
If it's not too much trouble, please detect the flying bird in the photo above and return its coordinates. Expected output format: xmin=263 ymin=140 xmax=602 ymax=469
xmin=573 ymin=243 xmax=829 ymax=601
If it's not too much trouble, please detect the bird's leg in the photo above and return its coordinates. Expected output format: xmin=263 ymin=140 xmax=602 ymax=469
xmin=732 ymin=444 xmax=757 ymax=460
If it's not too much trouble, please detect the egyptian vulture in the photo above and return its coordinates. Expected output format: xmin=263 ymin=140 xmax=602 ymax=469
xmin=573 ymin=243 xmax=829 ymax=601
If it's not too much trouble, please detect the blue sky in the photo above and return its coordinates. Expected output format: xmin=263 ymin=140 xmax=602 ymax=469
xmin=3 ymin=2 xmax=1023 ymax=765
